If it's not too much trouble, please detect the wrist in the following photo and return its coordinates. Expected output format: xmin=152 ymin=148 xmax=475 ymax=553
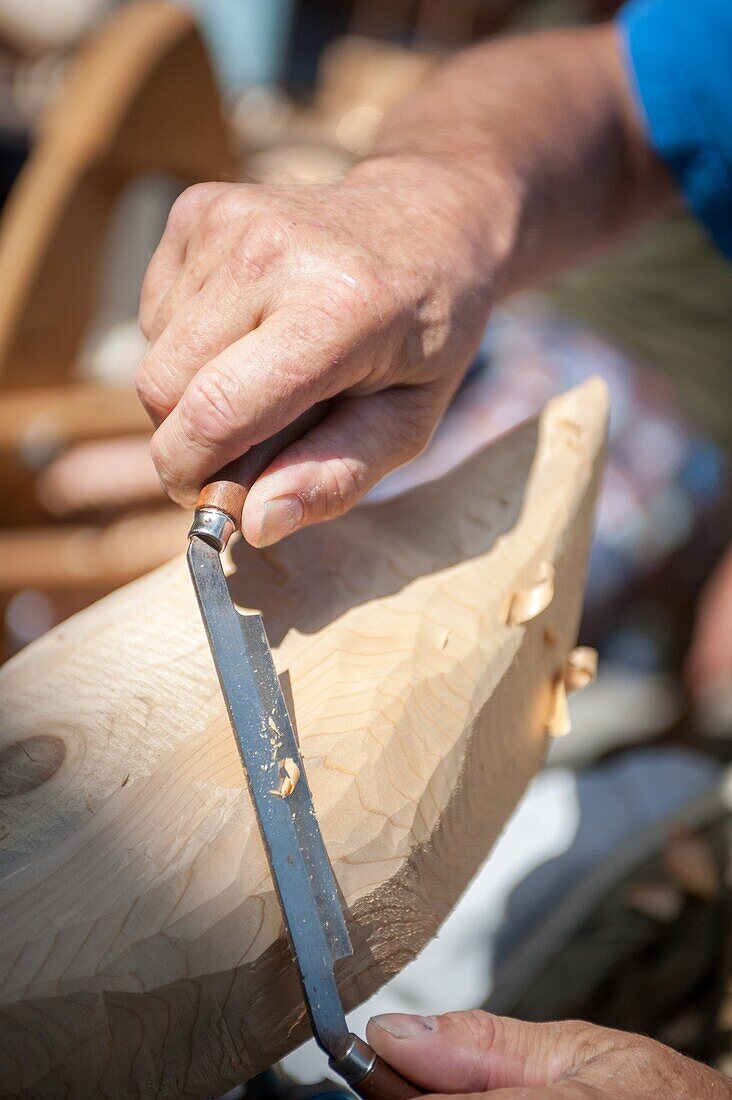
xmin=345 ymin=150 xmax=524 ymax=298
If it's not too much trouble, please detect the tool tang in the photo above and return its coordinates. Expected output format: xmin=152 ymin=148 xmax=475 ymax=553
xmin=187 ymin=406 xmax=423 ymax=1099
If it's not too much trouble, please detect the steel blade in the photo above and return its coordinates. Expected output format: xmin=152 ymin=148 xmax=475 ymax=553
xmin=187 ymin=535 xmax=351 ymax=1053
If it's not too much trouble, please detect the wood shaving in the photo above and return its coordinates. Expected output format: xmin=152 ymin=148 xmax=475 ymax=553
xmin=564 ymin=646 xmax=598 ymax=693
xmin=556 ymin=417 xmax=583 ymax=451
xmin=269 ymin=757 xmax=300 ymax=799
xmin=545 ymin=675 xmax=571 ymax=738
xmin=505 ymin=562 xmax=555 ymax=626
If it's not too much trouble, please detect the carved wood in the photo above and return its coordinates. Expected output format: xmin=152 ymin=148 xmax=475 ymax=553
xmin=0 ymin=380 xmax=608 ymax=1098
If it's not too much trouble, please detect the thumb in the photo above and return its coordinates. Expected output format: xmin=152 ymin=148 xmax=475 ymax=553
xmin=365 ymin=1010 xmax=616 ymax=1093
xmin=241 ymin=389 xmax=436 ymax=547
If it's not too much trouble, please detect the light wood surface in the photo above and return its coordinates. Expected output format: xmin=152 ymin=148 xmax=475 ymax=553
xmin=0 ymin=380 xmax=608 ymax=1099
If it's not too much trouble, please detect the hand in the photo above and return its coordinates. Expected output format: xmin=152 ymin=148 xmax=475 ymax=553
xmin=687 ymin=544 xmax=732 ymax=698
xmin=366 ymin=1009 xmax=732 ymax=1097
xmin=136 ymin=159 xmax=504 ymax=546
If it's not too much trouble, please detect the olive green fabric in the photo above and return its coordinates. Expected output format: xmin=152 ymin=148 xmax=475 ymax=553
xmin=551 ymin=213 xmax=732 ymax=451
xmin=503 ymin=2 xmax=732 ymax=453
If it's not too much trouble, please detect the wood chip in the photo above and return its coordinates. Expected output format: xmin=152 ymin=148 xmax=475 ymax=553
xmin=545 ymin=675 xmax=571 ymax=738
xmin=505 ymin=562 xmax=555 ymax=626
xmin=269 ymin=757 xmax=300 ymax=799
xmin=564 ymin=646 xmax=598 ymax=693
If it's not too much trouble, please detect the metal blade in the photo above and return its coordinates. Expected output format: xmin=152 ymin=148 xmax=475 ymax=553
xmin=187 ymin=535 xmax=352 ymax=1054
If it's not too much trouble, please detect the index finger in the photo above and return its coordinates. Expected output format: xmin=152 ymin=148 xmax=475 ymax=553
xmin=149 ymin=311 xmax=363 ymax=505
xmin=139 ymin=182 xmax=231 ymax=341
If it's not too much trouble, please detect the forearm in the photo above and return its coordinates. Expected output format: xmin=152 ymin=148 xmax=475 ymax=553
xmin=352 ymin=22 xmax=675 ymax=294
xmin=137 ymin=18 xmax=678 ymax=540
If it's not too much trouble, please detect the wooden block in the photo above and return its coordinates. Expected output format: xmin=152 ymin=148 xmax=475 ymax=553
xmin=0 ymin=380 xmax=608 ymax=1098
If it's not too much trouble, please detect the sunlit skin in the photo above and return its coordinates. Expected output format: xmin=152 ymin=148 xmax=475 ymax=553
xmin=366 ymin=1010 xmax=732 ymax=1098
xmin=137 ymin=24 xmax=670 ymax=548
xmin=138 ymin=19 xmax=730 ymax=1093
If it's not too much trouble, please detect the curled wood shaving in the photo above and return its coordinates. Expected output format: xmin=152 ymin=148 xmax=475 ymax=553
xmin=545 ymin=675 xmax=571 ymax=738
xmin=269 ymin=757 xmax=300 ymax=799
xmin=564 ymin=646 xmax=598 ymax=693
xmin=505 ymin=562 xmax=555 ymax=626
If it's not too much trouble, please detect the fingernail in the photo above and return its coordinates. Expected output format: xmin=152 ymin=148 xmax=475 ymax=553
xmin=257 ymin=495 xmax=304 ymax=547
xmin=370 ymin=1014 xmax=438 ymax=1039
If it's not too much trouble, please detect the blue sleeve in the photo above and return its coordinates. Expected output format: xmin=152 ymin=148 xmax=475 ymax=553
xmin=620 ymin=0 xmax=732 ymax=259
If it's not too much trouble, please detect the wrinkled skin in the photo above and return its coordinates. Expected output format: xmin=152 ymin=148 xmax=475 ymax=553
xmin=136 ymin=23 xmax=669 ymax=550
xmin=136 ymin=161 xmax=504 ymax=547
xmin=366 ymin=1009 xmax=732 ymax=1098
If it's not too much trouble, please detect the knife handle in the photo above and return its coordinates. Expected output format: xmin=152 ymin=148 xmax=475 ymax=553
xmin=351 ymin=1054 xmax=425 ymax=1100
xmin=191 ymin=403 xmax=326 ymax=551
xmin=330 ymin=1035 xmax=425 ymax=1100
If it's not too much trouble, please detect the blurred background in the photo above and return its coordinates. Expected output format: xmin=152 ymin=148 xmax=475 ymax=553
xmin=0 ymin=0 xmax=730 ymax=1092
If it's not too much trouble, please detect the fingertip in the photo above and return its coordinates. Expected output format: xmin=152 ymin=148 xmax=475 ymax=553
xmin=243 ymin=493 xmax=304 ymax=548
xmin=367 ymin=1015 xmax=439 ymax=1042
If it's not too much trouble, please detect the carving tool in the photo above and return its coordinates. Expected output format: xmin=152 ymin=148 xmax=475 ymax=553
xmin=187 ymin=410 xmax=423 ymax=1100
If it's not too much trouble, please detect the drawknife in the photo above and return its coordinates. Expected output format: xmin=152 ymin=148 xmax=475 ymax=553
xmin=187 ymin=408 xmax=423 ymax=1100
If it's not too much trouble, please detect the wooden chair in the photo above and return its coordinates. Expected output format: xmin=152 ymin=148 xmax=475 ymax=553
xmin=0 ymin=0 xmax=234 ymax=390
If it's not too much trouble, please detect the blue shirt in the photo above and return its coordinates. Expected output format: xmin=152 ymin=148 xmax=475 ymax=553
xmin=620 ymin=0 xmax=732 ymax=259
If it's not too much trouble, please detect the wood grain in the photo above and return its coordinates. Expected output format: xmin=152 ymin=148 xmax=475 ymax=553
xmin=0 ymin=380 xmax=608 ymax=1098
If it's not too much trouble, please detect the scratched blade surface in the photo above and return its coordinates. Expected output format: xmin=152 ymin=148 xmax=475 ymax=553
xmin=187 ymin=536 xmax=351 ymax=1050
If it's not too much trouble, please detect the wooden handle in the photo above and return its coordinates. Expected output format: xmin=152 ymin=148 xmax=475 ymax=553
xmin=195 ymin=403 xmax=326 ymax=524
xmin=352 ymin=1052 xmax=425 ymax=1100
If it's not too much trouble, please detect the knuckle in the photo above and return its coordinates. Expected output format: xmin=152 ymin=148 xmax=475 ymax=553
xmin=167 ymin=185 xmax=209 ymax=233
xmin=297 ymin=448 xmax=367 ymax=523
xmin=461 ymin=1009 xmax=499 ymax=1051
xmin=396 ymin=391 xmax=441 ymax=453
xmin=181 ymin=369 xmax=242 ymax=448
xmin=229 ymin=215 xmax=289 ymax=281
xmin=134 ymin=356 xmax=173 ymax=416
xmin=210 ymin=184 xmax=253 ymax=223
xmin=320 ymin=453 xmax=368 ymax=517
xmin=400 ymin=417 xmax=432 ymax=458
xmin=312 ymin=267 xmax=376 ymax=327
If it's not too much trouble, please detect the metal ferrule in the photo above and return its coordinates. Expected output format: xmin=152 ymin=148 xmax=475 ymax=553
xmin=188 ymin=507 xmax=236 ymax=553
xmin=328 ymin=1034 xmax=376 ymax=1087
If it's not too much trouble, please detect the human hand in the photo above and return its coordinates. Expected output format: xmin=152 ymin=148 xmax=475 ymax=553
xmin=687 ymin=544 xmax=732 ymax=698
xmin=366 ymin=1009 xmax=732 ymax=1097
xmin=136 ymin=158 xmax=505 ymax=546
